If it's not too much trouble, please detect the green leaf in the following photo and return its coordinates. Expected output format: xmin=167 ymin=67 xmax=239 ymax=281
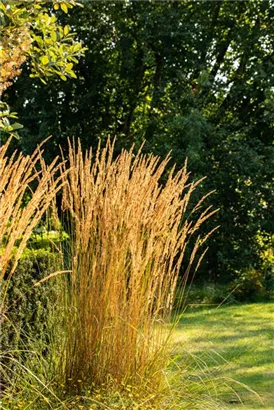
xmin=59 ymin=74 xmax=67 ymax=81
xmin=70 ymin=72 xmax=77 ymax=79
xmin=40 ymin=55 xmax=49 ymax=65
xmin=51 ymin=31 xmax=57 ymax=42
xmin=73 ymin=43 xmax=82 ymax=53
xmin=11 ymin=122 xmax=24 ymax=131
xmin=64 ymin=25 xmax=70 ymax=36
xmin=61 ymin=3 xmax=68 ymax=13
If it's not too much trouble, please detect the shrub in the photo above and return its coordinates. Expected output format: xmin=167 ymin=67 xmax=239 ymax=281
xmin=0 ymin=248 xmax=61 ymax=391
xmin=175 ymin=283 xmax=236 ymax=309
xmin=2 ymin=248 xmax=60 ymax=346
xmin=232 ymin=268 xmax=274 ymax=302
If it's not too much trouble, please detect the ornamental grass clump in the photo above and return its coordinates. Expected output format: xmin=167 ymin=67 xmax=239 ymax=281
xmin=59 ymin=138 xmax=216 ymax=394
xmin=0 ymin=137 xmax=67 ymax=405
xmin=0 ymin=137 xmax=64 ymax=311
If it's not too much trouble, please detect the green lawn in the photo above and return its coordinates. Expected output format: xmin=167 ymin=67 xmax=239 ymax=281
xmin=172 ymin=302 xmax=274 ymax=410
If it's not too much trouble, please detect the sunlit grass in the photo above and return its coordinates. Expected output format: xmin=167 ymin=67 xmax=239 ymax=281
xmin=172 ymin=302 xmax=274 ymax=410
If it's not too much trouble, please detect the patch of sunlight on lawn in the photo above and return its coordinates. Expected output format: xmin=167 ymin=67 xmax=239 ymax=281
xmin=171 ymin=302 xmax=274 ymax=410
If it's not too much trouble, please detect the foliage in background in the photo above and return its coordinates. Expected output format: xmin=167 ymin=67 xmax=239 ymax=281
xmin=1 ymin=229 xmax=68 ymax=368
xmin=0 ymin=0 xmax=86 ymax=134
xmin=6 ymin=0 xmax=274 ymax=287
xmin=0 ymin=248 xmax=60 ymax=389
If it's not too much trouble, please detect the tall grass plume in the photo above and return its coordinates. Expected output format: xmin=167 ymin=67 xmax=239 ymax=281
xmin=59 ymin=138 xmax=216 ymax=395
xmin=0 ymin=137 xmax=64 ymax=315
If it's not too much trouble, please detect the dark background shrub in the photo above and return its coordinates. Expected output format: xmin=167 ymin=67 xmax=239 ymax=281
xmin=1 ymin=248 xmax=61 ymax=365
xmin=231 ymin=268 xmax=274 ymax=302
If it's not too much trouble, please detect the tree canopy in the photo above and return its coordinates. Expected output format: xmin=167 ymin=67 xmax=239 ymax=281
xmin=0 ymin=0 xmax=86 ymax=133
xmin=3 ymin=0 xmax=274 ymax=283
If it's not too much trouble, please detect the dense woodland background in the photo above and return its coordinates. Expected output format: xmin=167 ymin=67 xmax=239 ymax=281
xmin=3 ymin=0 xmax=274 ymax=292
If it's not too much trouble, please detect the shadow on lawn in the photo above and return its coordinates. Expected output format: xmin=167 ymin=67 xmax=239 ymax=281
xmin=172 ymin=303 xmax=274 ymax=409
xmin=187 ymin=327 xmax=274 ymax=344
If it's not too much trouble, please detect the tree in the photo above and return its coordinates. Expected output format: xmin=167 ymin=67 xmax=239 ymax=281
xmin=4 ymin=0 xmax=274 ymax=284
xmin=0 ymin=0 xmax=86 ymax=134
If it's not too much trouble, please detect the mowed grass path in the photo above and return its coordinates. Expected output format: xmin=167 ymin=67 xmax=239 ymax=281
xmin=172 ymin=302 xmax=274 ymax=410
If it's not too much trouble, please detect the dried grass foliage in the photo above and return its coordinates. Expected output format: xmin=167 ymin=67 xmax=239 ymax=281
xmin=0 ymin=136 xmax=216 ymax=399
xmin=0 ymin=137 xmax=64 ymax=308
xmin=59 ymin=138 xmax=216 ymax=389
